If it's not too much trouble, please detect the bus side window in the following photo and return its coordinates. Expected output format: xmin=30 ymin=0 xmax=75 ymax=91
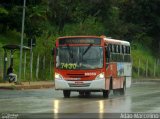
xmin=122 ymin=45 xmax=124 ymax=53
xmin=126 ymin=46 xmax=128 ymax=54
xmin=125 ymin=46 xmax=128 ymax=54
xmin=114 ymin=45 xmax=117 ymax=53
xmin=128 ymin=46 xmax=131 ymax=54
xmin=120 ymin=45 xmax=122 ymax=53
xmin=123 ymin=46 xmax=126 ymax=54
xmin=112 ymin=44 xmax=114 ymax=53
xmin=125 ymin=46 xmax=127 ymax=54
xmin=116 ymin=45 xmax=119 ymax=53
xmin=118 ymin=45 xmax=120 ymax=53
xmin=115 ymin=45 xmax=117 ymax=53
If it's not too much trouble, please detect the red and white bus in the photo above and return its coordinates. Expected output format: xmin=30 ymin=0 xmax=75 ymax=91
xmin=54 ymin=35 xmax=132 ymax=98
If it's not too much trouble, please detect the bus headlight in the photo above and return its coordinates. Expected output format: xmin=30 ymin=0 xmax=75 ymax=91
xmin=95 ymin=72 xmax=105 ymax=80
xmin=55 ymin=73 xmax=63 ymax=80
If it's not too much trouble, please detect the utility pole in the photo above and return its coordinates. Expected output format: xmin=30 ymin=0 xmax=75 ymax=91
xmin=19 ymin=0 xmax=26 ymax=82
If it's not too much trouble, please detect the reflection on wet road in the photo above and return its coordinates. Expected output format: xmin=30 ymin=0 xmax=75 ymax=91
xmin=52 ymin=96 xmax=131 ymax=113
xmin=0 ymin=82 xmax=160 ymax=115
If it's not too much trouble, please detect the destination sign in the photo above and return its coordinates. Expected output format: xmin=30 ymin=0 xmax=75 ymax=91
xmin=59 ymin=38 xmax=101 ymax=45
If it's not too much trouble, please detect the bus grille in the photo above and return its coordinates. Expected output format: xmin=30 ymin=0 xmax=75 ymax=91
xmin=68 ymin=83 xmax=90 ymax=87
xmin=67 ymin=74 xmax=89 ymax=78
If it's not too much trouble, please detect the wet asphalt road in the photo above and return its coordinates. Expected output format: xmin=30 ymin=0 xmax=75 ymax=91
xmin=0 ymin=82 xmax=160 ymax=118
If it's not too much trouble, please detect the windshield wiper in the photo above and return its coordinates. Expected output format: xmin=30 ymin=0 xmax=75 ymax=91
xmin=82 ymin=44 xmax=93 ymax=56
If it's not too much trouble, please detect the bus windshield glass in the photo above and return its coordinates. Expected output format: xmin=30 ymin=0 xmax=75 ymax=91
xmin=56 ymin=46 xmax=103 ymax=70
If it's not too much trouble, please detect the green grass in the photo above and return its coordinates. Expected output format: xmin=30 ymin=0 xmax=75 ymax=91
xmin=131 ymin=43 xmax=160 ymax=78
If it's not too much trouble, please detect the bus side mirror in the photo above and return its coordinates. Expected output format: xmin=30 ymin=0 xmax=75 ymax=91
xmin=51 ymin=48 xmax=54 ymax=55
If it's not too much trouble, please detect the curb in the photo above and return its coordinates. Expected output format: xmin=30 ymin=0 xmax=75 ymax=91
xmin=0 ymin=87 xmax=15 ymax=90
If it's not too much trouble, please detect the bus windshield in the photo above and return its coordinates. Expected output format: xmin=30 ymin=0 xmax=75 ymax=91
xmin=56 ymin=46 xmax=103 ymax=70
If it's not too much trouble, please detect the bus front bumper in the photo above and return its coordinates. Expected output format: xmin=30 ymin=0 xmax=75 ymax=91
xmin=55 ymin=78 xmax=105 ymax=91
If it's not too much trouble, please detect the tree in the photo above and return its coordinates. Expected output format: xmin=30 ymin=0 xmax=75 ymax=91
xmin=119 ymin=0 xmax=160 ymax=53
xmin=0 ymin=0 xmax=48 ymax=38
xmin=48 ymin=0 xmax=112 ymax=33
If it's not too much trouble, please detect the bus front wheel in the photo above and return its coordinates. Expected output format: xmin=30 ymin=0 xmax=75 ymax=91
xmin=103 ymin=90 xmax=109 ymax=98
xmin=113 ymin=89 xmax=119 ymax=95
xmin=63 ymin=90 xmax=71 ymax=98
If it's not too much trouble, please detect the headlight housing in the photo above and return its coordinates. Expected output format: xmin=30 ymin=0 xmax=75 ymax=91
xmin=95 ymin=72 xmax=105 ymax=80
xmin=55 ymin=72 xmax=63 ymax=80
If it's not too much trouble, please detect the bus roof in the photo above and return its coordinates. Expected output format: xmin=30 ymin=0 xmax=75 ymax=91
xmin=104 ymin=37 xmax=130 ymax=46
xmin=57 ymin=35 xmax=130 ymax=46
xmin=58 ymin=36 xmax=99 ymax=39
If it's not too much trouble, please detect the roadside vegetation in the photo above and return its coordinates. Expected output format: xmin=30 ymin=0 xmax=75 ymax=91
xmin=0 ymin=0 xmax=160 ymax=81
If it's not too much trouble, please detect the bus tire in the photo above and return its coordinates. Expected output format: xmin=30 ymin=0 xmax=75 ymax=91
xmin=103 ymin=90 xmax=109 ymax=98
xmin=63 ymin=90 xmax=71 ymax=98
xmin=113 ymin=89 xmax=118 ymax=95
